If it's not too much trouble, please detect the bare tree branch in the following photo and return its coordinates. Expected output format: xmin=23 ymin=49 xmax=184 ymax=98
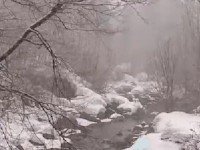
xmin=0 ymin=2 xmax=64 ymax=62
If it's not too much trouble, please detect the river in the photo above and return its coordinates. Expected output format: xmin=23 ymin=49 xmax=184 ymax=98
xmin=69 ymin=100 xmax=168 ymax=150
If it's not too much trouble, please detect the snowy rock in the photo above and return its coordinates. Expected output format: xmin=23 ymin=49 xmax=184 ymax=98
xmin=127 ymin=112 xmax=200 ymax=150
xmin=101 ymin=118 xmax=112 ymax=123
xmin=153 ymin=111 xmax=200 ymax=134
xmin=29 ymin=134 xmax=45 ymax=146
xmin=72 ymin=86 xmax=107 ymax=117
xmin=76 ymin=118 xmax=96 ymax=127
xmin=21 ymin=141 xmax=34 ymax=150
xmin=117 ymin=101 xmax=143 ymax=115
xmin=110 ymin=113 xmax=124 ymax=119
xmin=75 ymin=86 xmax=95 ymax=97
xmin=115 ymin=83 xmax=133 ymax=94
xmin=45 ymin=139 xmax=62 ymax=149
xmin=150 ymin=111 xmax=159 ymax=116
xmin=104 ymin=93 xmax=129 ymax=105
xmin=161 ymin=132 xmax=191 ymax=144
xmin=84 ymin=104 xmax=106 ymax=117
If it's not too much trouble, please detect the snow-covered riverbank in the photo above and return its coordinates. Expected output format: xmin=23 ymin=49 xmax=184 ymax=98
xmin=0 ymin=72 xmax=158 ymax=149
xmin=1 ymin=71 xmax=198 ymax=150
xmin=126 ymin=112 xmax=200 ymax=150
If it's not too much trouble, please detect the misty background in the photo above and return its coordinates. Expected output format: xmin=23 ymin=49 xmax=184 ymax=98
xmin=1 ymin=0 xmax=200 ymax=149
xmin=112 ymin=0 xmax=184 ymax=73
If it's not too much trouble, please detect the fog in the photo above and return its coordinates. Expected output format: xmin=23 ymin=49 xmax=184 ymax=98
xmin=112 ymin=0 xmax=184 ymax=73
xmin=1 ymin=1 xmax=200 ymax=150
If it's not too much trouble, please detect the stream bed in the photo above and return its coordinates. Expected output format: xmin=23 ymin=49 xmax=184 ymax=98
xmin=70 ymin=118 xmax=139 ymax=150
xmin=70 ymin=113 xmax=156 ymax=150
xmin=69 ymin=101 xmax=166 ymax=150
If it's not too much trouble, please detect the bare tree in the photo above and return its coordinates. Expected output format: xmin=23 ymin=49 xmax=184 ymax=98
xmin=179 ymin=1 xmax=200 ymax=102
xmin=0 ymin=0 xmax=148 ymax=149
xmin=154 ymin=39 xmax=177 ymax=112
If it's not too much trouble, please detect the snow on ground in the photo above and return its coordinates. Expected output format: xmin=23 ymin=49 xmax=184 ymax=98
xmin=76 ymin=118 xmax=96 ymax=126
xmin=107 ymin=72 xmax=157 ymax=101
xmin=126 ymin=111 xmax=200 ymax=150
xmin=0 ymin=71 xmax=160 ymax=149
xmin=104 ymin=93 xmax=143 ymax=115
xmin=71 ymin=72 xmax=152 ymax=117
xmin=70 ymin=72 xmax=158 ymax=118
xmin=0 ymin=106 xmax=77 ymax=150
xmin=83 ymin=104 xmax=106 ymax=117
xmin=153 ymin=111 xmax=200 ymax=134
xmin=124 ymin=133 xmax=181 ymax=150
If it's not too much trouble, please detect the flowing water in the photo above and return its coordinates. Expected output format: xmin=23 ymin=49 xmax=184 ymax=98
xmin=70 ymin=118 xmax=140 ymax=150
xmin=70 ymin=101 xmax=166 ymax=150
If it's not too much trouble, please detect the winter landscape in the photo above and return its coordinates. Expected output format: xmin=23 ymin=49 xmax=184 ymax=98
xmin=1 ymin=0 xmax=200 ymax=150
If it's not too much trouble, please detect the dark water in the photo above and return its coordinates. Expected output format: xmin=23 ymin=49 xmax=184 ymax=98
xmin=70 ymin=101 xmax=164 ymax=150
xmin=71 ymin=118 xmax=140 ymax=150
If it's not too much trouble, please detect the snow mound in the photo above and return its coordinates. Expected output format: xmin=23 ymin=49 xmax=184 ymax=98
xmin=127 ymin=112 xmax=200 ymax=150
xmin=84 ymin=104 xmax=106 ymax=117
xmin=104 ymin=93 xmax=129 ymax=105
xmin=72 ymin=87 xmax=107 ymax=117
xmin=153 ymin=111 xmax=200 ymax=134
xmin=125 ymin=133 xmax=180 ymax=150
xmin=117 ymin=101 xmax=143 ymax=115
xmin=76 ymin=86 xmax=95 ymax=97
xmin=0 ymin=104 xmax=79 ymax=150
